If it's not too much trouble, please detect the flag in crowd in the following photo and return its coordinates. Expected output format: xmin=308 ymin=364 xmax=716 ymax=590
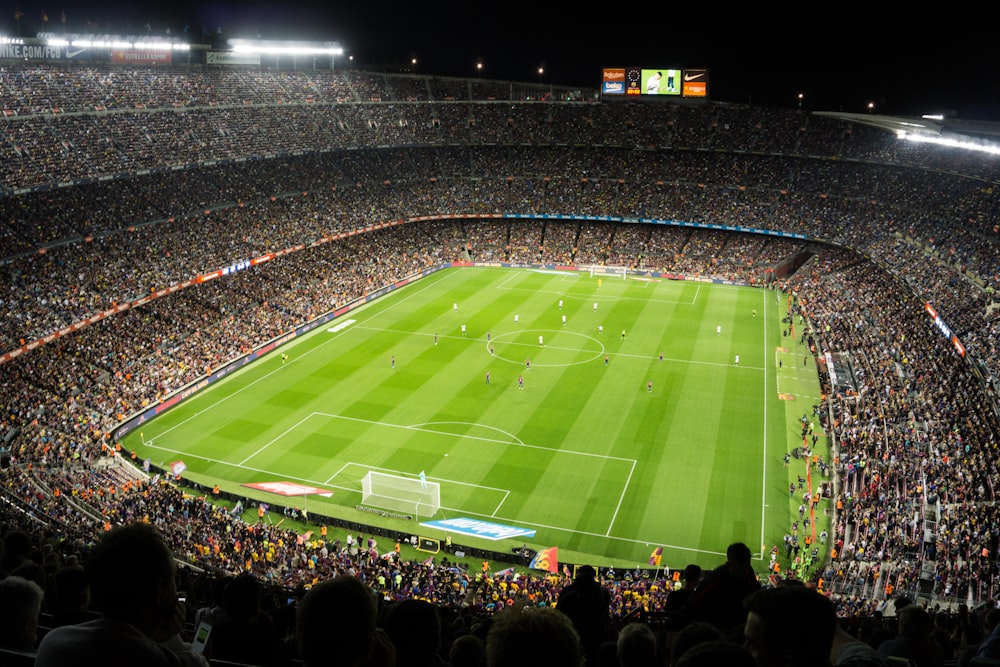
xmin=529 ymin=546 xmax=558 ymax=573
xmin=648 ymin=546 xmax=663 ymax=566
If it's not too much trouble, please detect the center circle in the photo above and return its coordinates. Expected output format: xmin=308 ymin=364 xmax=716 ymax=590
xmin=487 ymin=329 xmax=605 ymax=367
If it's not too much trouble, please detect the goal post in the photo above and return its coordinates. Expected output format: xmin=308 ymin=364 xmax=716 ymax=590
xmin=588 ymin=264 xmax=627 ymax=279
xmin=361 ymin=470 xmax=440 ymax=518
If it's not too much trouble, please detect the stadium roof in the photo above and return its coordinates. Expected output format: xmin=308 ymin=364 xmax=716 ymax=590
xmin=815 ymin=111 xmax=1000 ymax=143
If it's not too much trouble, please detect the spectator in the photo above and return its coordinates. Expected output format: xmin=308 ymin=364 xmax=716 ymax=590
xmin=0 ymin=575 xmax=45 ymax=652
xmin=684 ymin=542 xmax=760 ymax=637
xmin=664 ymin=563 xmax=702 ymax=625
xmin=668 ymin=621 xmax=726 ymax=666
xmin=616 ymin=621 xmax=657 ymax=667
xmin=742 ymin=584 xmax=837 ymax=667
xmin=35 ymin=522 xmax=208 ymax=667
xmin=830 ymin=622 xmax=887 ymax=667
xmin=958 ymin=608 xmax=1000 ymax=667
xmin=49 ymin=564 xmax=96 ymax=627
xmin=450 ymin=634 xmax=485 ymax=667
xmin=295 ymin=574 xmax=391 ymax=667
xmin=876 ymin=605 xmax=945 ymax=667
xmin=485 ymin=606 xmax=582 ymax=667
xmin=0 ymin=531 xmax=35 ymax=577
xmin=192 ymin=575 xmax=231 ymax=632
xmin=555 ymin=564 xmax=612 ymax=665
xmin=975 ymin=606 xmax=1000 ymax=664
xmin=207 ymin=573 xmax=291 ymax=667
xmin=383 ymin=598 xmax=447 ymax=667
xmin=674 ymin=640 xmax=755 ymax=667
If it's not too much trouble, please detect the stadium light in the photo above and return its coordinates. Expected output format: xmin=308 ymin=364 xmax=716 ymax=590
xmin=899 ymin=131 xmax=1000 ymax=156
xmin=228 ymin=39 xmax=343 ymax=56
xmin=39 ymin=32 xmax=190 ymax=50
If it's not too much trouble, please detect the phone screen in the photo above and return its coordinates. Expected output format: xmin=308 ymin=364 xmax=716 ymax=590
xmin=191 ymin=622 xmax=212 ymax=655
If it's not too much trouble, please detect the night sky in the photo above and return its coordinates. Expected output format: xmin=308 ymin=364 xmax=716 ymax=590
xmin=6 ymin=6 xmax=1000 ymax=120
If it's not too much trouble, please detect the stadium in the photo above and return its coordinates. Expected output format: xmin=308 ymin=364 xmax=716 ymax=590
xmin=2 ymin=32 xmax=1000 ymax=667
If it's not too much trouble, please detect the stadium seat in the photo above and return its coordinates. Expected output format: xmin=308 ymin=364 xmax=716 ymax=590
xmin=970 ymin=657 xmax=1000 ymax=667
xmin=0 ymin=647 xmax=36 ymax=666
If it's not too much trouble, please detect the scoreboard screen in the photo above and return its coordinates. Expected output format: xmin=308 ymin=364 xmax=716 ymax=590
xmin=641 ymin=69 xmax=681 ymax=96
xmin=602 ymin=66 xmax=708 ymax=99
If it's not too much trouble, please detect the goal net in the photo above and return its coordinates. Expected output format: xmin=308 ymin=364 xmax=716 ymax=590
xmin=588 ymin=264 xmax=627 ymax=279
xmin=361 ymin=471 xmax=440 ymax=518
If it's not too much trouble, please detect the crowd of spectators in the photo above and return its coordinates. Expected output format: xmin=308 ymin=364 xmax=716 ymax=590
xmin=5 ymin=62 xmax=1000 ymax=663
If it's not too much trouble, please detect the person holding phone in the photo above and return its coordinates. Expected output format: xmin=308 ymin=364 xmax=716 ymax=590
xmin=35 ymin=523 xmax=209 ymax=667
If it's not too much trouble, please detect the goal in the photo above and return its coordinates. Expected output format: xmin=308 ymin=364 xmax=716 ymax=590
xmin=360 ymin=471 xmax=440 ymax=518
xmin=588 ymin=264 xmax=627 ymax=279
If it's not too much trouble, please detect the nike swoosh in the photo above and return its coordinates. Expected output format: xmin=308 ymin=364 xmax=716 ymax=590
xmin=684 ymin=72 xmax=705 ymax=81
xmin=66 ymin=48 xmax=86 ymax=58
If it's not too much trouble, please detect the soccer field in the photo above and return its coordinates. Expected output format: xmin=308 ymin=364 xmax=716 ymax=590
xmin=124 ymin=266 xmax=816 ymax=571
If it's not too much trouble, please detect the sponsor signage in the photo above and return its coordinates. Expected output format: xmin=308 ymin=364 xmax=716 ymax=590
xmin=207 ymin=51 xmax=261 ymax=66
xmin=242 ymin=481 xmax=334 ymax=497
xmin=602 ymin=67 xmax=626 ymax=96
xmin=111 ymin=49 xmax=172 ymax=64
xmin=420 ymin=517 xmax=537 ymax=541
xmin=681 ymin=69 xmax=708 ymax=97
xmin=0 ymin=42 xmax=72 ymax=60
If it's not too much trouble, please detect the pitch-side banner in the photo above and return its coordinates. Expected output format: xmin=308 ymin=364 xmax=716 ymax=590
xmin=421 ymin=517 xmax=536 ymax=540
xmin=242 ymin=481 xmax=334 ymax=497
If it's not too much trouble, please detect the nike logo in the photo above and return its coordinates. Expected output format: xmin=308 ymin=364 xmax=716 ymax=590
xmin=66 ymin=48 xmax=86 ymax=58
xmin=684 ymin=72 xmax=705 ymax=81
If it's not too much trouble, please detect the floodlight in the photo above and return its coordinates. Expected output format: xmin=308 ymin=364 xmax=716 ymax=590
xmin=228 ymin=39 xmax=343 ymax=57
xmin=39 ymin=32 xmax=189 ymax=51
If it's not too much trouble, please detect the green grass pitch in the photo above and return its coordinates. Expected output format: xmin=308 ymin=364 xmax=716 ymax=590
xmin=124 ymin=267 xmax=821 ymax=572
